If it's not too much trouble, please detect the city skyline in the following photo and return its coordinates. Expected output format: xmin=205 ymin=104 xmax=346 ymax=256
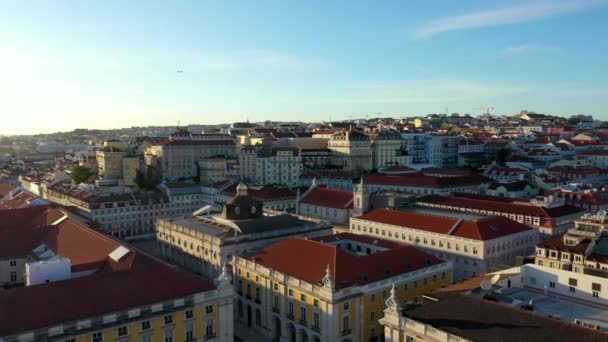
xmin=2 ymin=0 xmax=608 ymax=135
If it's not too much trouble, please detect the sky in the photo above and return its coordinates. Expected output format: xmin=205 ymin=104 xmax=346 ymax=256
xmin=1 ymin=0 xmax=607 ymax=135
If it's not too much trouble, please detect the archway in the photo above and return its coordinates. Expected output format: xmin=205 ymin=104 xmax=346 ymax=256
xmin=286 ymin=323 xmax=296 ymax=342
xmin=273 ymin=316 xmax=282 ymax=340
xmin=299 ymin=329 xmax=309 ymax=342
xmin=247 ymin=304 xmax=252 ymax=327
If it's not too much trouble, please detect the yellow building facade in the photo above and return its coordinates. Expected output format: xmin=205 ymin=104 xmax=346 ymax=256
xmin=233 ymin=234 xmax=453 ymax=342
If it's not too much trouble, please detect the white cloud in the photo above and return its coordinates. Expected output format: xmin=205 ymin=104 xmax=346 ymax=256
xmin=498 ymin=44 xmax=561 ymax=58
xmin=414 ymin=0 xmax=605 ymax=40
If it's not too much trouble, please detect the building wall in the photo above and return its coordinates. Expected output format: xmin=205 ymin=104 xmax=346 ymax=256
xmin=256 ymin=151 xmax=301 ymax=187
xmin=372 ymin=138 xmax=405 ymax=169
xmin=96 ymin=151 xmax=126 ymax=180
xmin=328 ymin=138 xmax=372 ymax=176
xmin=2 ymin=293 xmax=233 ymax=342
xmin=199 ymin=159 xmax=227 ymax=184
xmin=146 ymin=144 xmax=236 ymax=182
xmin=498 ymin=264 xmax=608 ymax=306
xmin=350 ymin=217 xmax=538 ymax=280
xmin=238 ymin=150 xmax=257 ymax=182
xmin=122 ymin=157 xmax=139 ymax=186
xmin=299 ymin=203 xmax=350 ymax=224
xmin=0 ymin=257 xmax=26 ymax=286
xmin=233 ymin=255 xmax=452 ymax=342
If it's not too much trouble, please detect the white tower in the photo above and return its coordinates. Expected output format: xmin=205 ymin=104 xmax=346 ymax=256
xmin=353 ymin=177 xmax=370 ymax=216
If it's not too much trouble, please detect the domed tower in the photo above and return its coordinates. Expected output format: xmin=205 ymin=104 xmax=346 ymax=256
xmin=222 ymin=183 xmax=263 ymax=220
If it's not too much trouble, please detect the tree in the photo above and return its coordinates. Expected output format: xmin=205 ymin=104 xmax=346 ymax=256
xmin=496 ymin=148 xmax=511 ymax=166
xmin=134 ymin=170 xmax=158 ymax=190
xmin=72 ymin=166 xmax=93 ymax=184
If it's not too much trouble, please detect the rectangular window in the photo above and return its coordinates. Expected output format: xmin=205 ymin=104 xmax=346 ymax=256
xmin=300 ymin=306 xmax=307 ymax=322
xmin=569 ymin=286 xmax=576 ymax=293
xmin=164 ymin=329 xmax=173 ymax=342
xmin=205 ymin=319 xmax=214 ymax=337
xmin=92 ymin=332 xmax=103 ymax=342
xmin=185 ymin=329 xmax=194 ymax=342
xmin=313 ymin=299 xmax=319 ymax=307
xmin=117 ymin=326 xmax=128 ymax=337
xmin=185 ymin=309 xmax=194 ymax=319
xmin=288 ymin=289 xmax=294 ymax=297
xmin=141 ymin=320 xmax=151 ymax=330
xmin=549 ymin=281 xmax=555 ymax=288
xmin=288 ymin=301 xmax=294 ymax=317
xmin=300 ymin=294 xmax=306 ymax=302
xmin=370 ymin=311 xmax=376 ymax=321
xmin=313 ymin=312 xmax=320 ymax=329
xmin=164 ymin=314 xmax=173 ymax=325
xmin=343 ymin=302 xmax=350 ymax=311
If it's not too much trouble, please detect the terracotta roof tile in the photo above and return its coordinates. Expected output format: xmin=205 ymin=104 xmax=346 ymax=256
xmin=0 ymin=207 xmax=215 ymax=336
xmin=300 ymin=187 xmax=353 ymax=209
xmin=357 ymin=208 xmax=532 ymax=241
xmin=0 ymin=184 xmax=14 ymax=198
xmin=363 ymin=173 xmax=488 ymax=189
xmin=417 ymin=194 xmax=585 ymax=220
xmin=249 ymin=234 xmax=445 ymax=290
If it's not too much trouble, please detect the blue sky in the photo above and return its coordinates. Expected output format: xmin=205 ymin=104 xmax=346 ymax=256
xmin=1 ymin=0 xmax=607 ymax=134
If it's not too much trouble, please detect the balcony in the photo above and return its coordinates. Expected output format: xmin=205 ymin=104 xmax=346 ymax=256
xmin=204 ymin=334 xmax=216 ymax=340
xmin=311 ymin=325 xmax=321 ymax=333
xmin=272 ymin=306 xmax=280 ymax=314
xmin=287 ymin=313 xmax=295 ymax=320
xmin=298 ymin=319 xmax=307 ymax=327
xmin=341 ymin=329 xmax=352 ymax=336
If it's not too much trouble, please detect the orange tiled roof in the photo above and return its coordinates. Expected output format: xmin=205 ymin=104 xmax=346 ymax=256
xmin=249 ymin=234 xmax=445 ymax=290
xmin=357 ymin=208 xmax=532 ymax=241
xmin=0 ymin=207 xmax=214 ymax=336
xmin=300 ymin=187 xmax=353 ymax=209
